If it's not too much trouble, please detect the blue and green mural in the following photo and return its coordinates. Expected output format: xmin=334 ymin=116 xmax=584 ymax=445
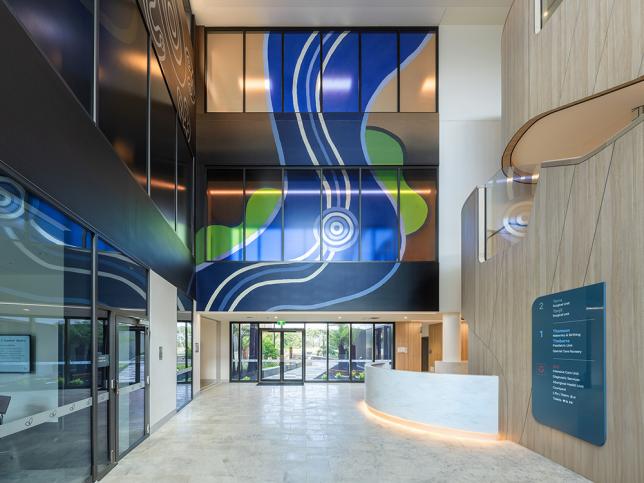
xmin=197 ymin=30 xmax=438 ymax=312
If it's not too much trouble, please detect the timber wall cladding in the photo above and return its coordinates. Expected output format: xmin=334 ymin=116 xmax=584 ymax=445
xmin=501 ymin=0 xmax=644 ymax=144
xmin=462 ymin=119 xmax=644 ymax=482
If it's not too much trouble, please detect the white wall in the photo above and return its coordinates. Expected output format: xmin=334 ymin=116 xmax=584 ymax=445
xmin=219 ymin=320 xmax=229 ymax=380
xmin=438 ymin=25 xmax=504 ymax=312
xmin=199 ymin=316 xmax=218 ymax=381
xmin=199 ymin=316 xmax=230 ymax=382
xmin=149 ymin=270 xmax=177 ymax=428
xmin=192 ymin=305 xmax=201 ymax=396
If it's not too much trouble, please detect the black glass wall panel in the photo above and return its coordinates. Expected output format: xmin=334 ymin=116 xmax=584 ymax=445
xmin=177 ymin=133 xmax=193 ymax=249
xmin=98 ymin=0 xmax=149 ymax=192
xmin=6 ymin=0 xmax=94 ymax=113
xmin=150 ymin=53 xmax=177 ymax=229
xmin=0 ymin=168 xmax=92 ymax=482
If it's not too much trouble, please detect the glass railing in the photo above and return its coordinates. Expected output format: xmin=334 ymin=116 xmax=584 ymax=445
xmin=483 ymin=168 xmax=539 ymax=260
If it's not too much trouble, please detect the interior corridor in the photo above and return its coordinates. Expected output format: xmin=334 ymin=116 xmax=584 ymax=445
xmin=103 ymin=384 xmax=587 ymax=483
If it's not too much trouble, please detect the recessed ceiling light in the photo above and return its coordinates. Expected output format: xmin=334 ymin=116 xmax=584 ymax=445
xmin=273 ymin=315 xmax=278 ymax=319
xmin=404 ymin=316 xmax=408 ymax=320
xmin=338 ymin=316 xmax=342 ymax=319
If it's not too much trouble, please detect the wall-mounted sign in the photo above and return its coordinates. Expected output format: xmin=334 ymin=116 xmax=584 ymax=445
xmin=532 ymin=282 xmax=606 ymax=446
xmin=0 ymin=335 xmax=31 ymax=373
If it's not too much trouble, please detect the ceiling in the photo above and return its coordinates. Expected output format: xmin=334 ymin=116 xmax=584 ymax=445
xmin=199 ymin=311 xmax=445 ymax=323
xmin=190 ymin=0 xmax=512 ymax=27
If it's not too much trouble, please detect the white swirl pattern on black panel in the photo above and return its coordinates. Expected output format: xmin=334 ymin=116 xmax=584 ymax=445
xmin=138 ymin=0 xmax=195 ymax=144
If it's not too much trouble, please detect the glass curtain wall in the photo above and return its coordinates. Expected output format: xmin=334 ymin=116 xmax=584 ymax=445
xmin=305 ymin=323 xmax=328 ymax=381
xmin=230 ymin=322 xmax=393 ymax=383
xmin=350 ymin=324 xmax=373 ymax=381
xmin=176 ymin=291 xmax=193 ymax=410
xmin=0 ymin=169 xmax=93 ymax=482
xmin=206 ymin=29 xmax=437 ymax=113
xmin=7 ymin=0 xmax=195 ymax=252
xmin=0 ymin=167 xmax=151 ymax=481
xmin=229 ymin=323 xmax=259 ymax=382
xmin=176 ymin=321 xmax=193 ymax=410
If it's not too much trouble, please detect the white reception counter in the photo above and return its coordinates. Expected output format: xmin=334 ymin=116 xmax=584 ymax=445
xmin=364 ymin=364 xmax=499 ymax=438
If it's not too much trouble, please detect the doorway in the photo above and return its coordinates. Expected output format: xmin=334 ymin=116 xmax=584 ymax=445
xmin=95 ymin=312 xmax=149 ymax=479
xmin=259 ymin=329 xmax=304 ymax=384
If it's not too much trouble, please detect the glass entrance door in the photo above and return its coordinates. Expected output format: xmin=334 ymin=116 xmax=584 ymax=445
xmin=115 ymin=316 xmax=148 ymax=457
xmin=283 ymin=331 xmax=303 ymax=381
xmin=259 ymin=330 xmax=303 ymax=383
xmin=95 ymin=315 xmax=114 ymax=478
xmin=260 ymin=331 xmax=281 ymax=382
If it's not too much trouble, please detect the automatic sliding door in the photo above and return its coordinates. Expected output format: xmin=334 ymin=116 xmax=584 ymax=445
xmin=260 ymin=331 xmax=281 ymax=381
xmin=116 ymin=317 xmax=147 ymax=456
xmin=283 ymin=331 xmax=303 ymax=382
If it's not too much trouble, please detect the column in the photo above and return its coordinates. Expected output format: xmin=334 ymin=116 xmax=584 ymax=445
xmin=442 ymin=313 xmax=461 ymax=362
xmin=435 ymin=313 xmax=467 ymax=374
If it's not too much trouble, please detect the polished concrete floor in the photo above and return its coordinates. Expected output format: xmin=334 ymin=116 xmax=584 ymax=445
xmin=103 ymin=383 xmax=588 ymax=483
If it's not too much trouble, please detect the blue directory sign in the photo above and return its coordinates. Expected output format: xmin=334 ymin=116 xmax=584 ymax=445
xmin=532 ymin=282 xmax=606 ymax=446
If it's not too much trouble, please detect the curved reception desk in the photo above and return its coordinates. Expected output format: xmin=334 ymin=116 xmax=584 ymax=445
xmin=365 ymin=364 xmax=499 ymax=439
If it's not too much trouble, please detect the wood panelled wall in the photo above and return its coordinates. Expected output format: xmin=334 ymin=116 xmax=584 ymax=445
xmin=462 ymin=119 xmax=644 ymax=482
xmin=428 ymin=323 xmax=442 ymax=371
xmin=394 ymin=322 xmax=422 ymax=372
xmin=501 ymin=0 xmax=644 ymax=144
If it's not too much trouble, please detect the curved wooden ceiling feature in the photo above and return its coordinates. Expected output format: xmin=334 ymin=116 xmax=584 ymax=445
xmin=503 ymin=77 xmax=644 ymax=178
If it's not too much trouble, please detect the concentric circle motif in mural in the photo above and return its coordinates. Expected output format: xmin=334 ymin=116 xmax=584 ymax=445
xmin=316 ymin=208 xmax=358 ymax=252
xmin=502 ymin=201 xmax=532 ymax=238
xmin=0 ymin=177 xmax=25 ymax=220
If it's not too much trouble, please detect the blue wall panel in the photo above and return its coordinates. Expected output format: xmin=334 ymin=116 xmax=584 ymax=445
xmin=197 ymin=261 xmax=438 ymax=312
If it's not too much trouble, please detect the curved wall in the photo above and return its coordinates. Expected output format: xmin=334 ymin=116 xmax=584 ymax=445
xmin=463 ymin=118 xmax=644 ymax=482
xmin=501 ymin=0 xmax=644 ymax=145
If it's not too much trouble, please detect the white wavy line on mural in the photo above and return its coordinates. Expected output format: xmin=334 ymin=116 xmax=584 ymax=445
xmin=292 ymin=31 xmax=332 ymax=205
xmin=204 ymin=262 xmax=273 ymax=311
xmin=203 ymin=240 xmax=323 ymax=311
xmin=318 ymin=31 xmax=351 ymax=210
xmin=5 ymin=227 xmax=146 ymax=300
xmin=264 ymin=32 xmax=286 ymax=166
xmin=227 ymin=251 xmax=335 ymax=311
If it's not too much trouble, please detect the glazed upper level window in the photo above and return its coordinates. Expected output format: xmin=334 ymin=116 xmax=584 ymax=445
xmin=205 ymin=29 xmax=437 ymax=113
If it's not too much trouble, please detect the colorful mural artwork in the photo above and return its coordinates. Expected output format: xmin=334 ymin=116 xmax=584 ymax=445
xmin=196 ymin=31 xmax=439 ymax=312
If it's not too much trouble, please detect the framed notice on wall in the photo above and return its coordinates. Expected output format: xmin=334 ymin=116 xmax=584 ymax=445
xmin=532 ymin=282 xmax=606 ymax=446
xmin=0 ymin=335 xmax=31 ymax=373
